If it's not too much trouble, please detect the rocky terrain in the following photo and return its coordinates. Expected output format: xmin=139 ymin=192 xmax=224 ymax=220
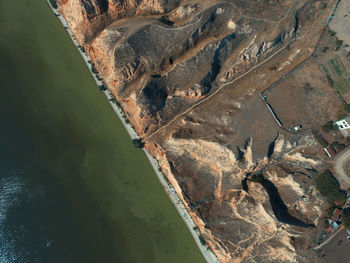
xmin=58 ymin=0 xmax=340 ymax=262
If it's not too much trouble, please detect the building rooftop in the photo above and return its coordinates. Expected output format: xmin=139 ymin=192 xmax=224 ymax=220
xmin=332 ymin=208 xmax=342 ymax=222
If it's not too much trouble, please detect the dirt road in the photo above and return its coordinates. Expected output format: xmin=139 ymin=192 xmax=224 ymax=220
xmin=334 ymin=147 xmax=350 ymax=189
xmin=314 ymin=227 xmax=344 ymax=250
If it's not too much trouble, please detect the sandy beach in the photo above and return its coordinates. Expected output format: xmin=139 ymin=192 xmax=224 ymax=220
xmin=45 ymin=1 xmax=218 ymax=262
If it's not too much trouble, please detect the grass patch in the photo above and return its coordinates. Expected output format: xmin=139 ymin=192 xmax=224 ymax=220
xmin=322 ymin=56 xmax=350 ymax=97
xmin=315 ymin=170 xmax=346 ymax=204
xmin=329 ymin=59 xmax=341 ymax=76
xmin=342 ymin=208 xmax=350 ymax=230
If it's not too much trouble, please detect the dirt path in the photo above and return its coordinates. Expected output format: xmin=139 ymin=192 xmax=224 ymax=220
xmin=334 ymin=147 xmax=350 ymax=189
xmin=143 ymin=0 xmax=331 ymax=141
xmin=314 ymin=227 xmax=344 ymax=250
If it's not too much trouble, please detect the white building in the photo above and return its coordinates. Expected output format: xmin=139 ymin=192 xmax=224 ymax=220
xmin=336 ymin=117 xmax=350 ymax=130
xmin=336 ymin=117 xmax=350 ymax=137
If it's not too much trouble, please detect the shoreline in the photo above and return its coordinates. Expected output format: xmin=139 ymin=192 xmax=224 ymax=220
xmin=45 ymin=1 xmax=218 ymax=262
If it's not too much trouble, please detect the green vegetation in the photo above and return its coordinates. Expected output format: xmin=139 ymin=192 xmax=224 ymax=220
xmin=329 ymin=29 xmax=336 ymax=36
xmin=320 ymin=65 xmax=334 ymax=87
xmin=315 ymin=170 xmax=346 ymax=204
xmin=331 ymin=141 xmax=345 ymax=152
xmin=132 ymin=138 xmax=145 ymax=148
xmin=98 ymin=84 xmax=107 ymax=91
xmin=91 ymin=63 xmax=98 ymax=74
xmin=329 ymin=59 xmax=342 ymax=76
xmin=342 ymin=208 xmax=350 ymax=229
xmin=249 ymin=174 xmax=265 ymax=182
xmin=322 ymin=120 xmax=335 ymax=133
xmin=49 ymin=0 xmax=58 ymax=9
xmin=199 ymin=235 xmax=207 ymax=246
xmin=344 ymin=102 xmax=350 ymax=113
xmin=322 ymin=56 xmax=350 ymax=100
xmin=336 ymin=39 xmax=343 ymax=49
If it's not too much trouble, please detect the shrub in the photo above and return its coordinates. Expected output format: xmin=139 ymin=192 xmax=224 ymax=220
xmin=249 ymin=174 xmax=265 ymax=182
xmin=98 ymin=85 xmax=107 ymax=91
xmin=49 ymin=0 xmax=58 ymax=9
xmin=342 ymin=208 xmax=350 ymax=229
xmin=344 ymin=103 xmax=350 ymax=113
xmin=199 ymin=235 xmax=207 ymax=246
xmin=331 ymin=141 xmax=343 ymax=151
xmin=336 ymin=39 xmax=343 ymax=48
xmin=315 ymin=170 xmax=346 ymax=204
xmin=91 ymin=63 xmax=98 ymax=74
xmin=326 ymin=75 xmax=334 ymax=86
xmin=329 ymin=30 xmax=336 ymax=36
xmin=132 ymin=138 xmax=144 ymax=148
xmin=322 ymin=120 xmax=334 ymax=133
xmin=337 ymin=143 xmax=345 ymax=151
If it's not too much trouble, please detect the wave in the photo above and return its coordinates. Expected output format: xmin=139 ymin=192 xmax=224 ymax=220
xmin=0 ymin=173 xmax=25 ymax=263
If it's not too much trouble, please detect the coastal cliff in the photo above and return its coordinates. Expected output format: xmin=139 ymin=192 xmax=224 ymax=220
xmin=57 ymin=0 xmax=335 ymax=262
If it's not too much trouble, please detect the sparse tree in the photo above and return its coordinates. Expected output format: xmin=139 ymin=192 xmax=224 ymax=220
xmin=50 ymin=0 xmax=58 ymax=9
xmin=315 ymin=170 xmax=346 ymax=204
xmin=322 ymin=120 xmax=334 ymax=133
xmin=132 ymin=138 xmax=144 ymax=148
xmin=336 ymin=39 xmax=343 ymax=48
xmin=342 ymin=208 xmax=350 ymax=229
xmin=329 ymin=30 xmax=336 ymax=36
xmin=98 ymin=85 xmax=107 ymax=91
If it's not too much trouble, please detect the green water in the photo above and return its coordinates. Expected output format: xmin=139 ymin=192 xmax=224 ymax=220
xmin=0 ymin=0 xmax=204 ymax=262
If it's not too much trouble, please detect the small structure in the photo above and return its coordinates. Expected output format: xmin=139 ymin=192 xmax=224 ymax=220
xmin=332 ymin=208 xmax=343 ymax=222
xmin=330 ymin=220 xmax=339 ymax=229
xmin=324 ymin=145 xmax=336 ymax=158
xmin=325 ymin=219 xmax=340 ymax=233
xmin=326 ymin=226 xmax=335 ymax=232
xmin=336 ymin=117 xmax=350 ymax=136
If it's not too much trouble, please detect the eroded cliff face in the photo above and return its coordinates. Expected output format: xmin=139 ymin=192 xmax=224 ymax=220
xmin=60 ymin=0 xmax=327 ymax=137
xmin=58 ymin=0 xmax=333 ymax=262
xmin=153 ymin=134 xmax=324 ymax=263
xmin=59 ymin=0 xmax=180 ymax=43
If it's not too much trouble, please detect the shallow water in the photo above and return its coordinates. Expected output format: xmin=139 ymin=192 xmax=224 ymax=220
xmin=0 ymin=0 xmax=204 ymax=262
